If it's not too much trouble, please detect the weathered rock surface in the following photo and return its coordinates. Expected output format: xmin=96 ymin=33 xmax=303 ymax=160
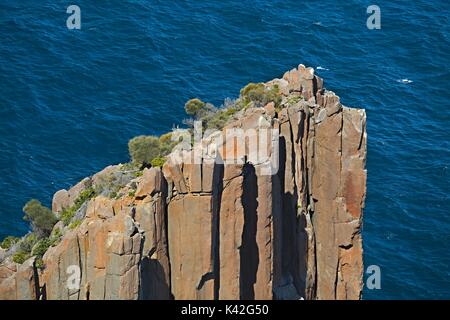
xmin=0 ymin=65 xmax=366 ymax=300
xmin=0 ymin=257 xmax=38 ymax=300
xmin=52 ymin=178 xmax=91 ymax=213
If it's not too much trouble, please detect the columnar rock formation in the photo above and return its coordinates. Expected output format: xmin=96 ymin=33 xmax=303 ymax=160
xmin=0 ymin=65 xmax=366 ymax=300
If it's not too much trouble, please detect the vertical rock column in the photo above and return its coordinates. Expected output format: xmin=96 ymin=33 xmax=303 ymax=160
xmin=218 ymin=164 xmax=244 ymax=299
xmin=277 ymin=65 xmax=366 ymax=300
xmin=164 ymin=155 xmax=218 ymax=300
xmin=335 ymin=107 xmax=366 ymax=299
xmin=218 ymin=111 xmax=279 ymax=300
xmin=311 ymin=91 xmax=367 ymax=300
xmin=134 ymin=167 xmax=171 ymax=300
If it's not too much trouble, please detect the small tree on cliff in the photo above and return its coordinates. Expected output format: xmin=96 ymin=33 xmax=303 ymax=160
xmin=23 ymin=199 xmax=58 ymax=237
xmin=128 ymin=135 xmax=161 ymax=167
xmin=184 ymin=98 xmax=206 ymax=117
xmin=239 ymin=82 xmax=281 ymax=108
xmin=128 ymin=132 xmax=178 ymax=168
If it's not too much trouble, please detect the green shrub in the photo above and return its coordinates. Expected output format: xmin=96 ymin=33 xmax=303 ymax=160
xmin=35 ymin=258 xmax=45 ymax=270
xmin=287 ymin=95 xmax=303 ymax=105
xmin=184 ymin=98 xmax=206 ymax=117
xmin=133 ymin=170 xmax=143 ymax=178
xmin=94 ymin=172 xmax=115 ymax=195
xmin=159 ymin=133 xmax=177 ymax=156
xmin=68 ymin=220 xmax=81 ymax=230
xmin=267 ymin=85 xmax=282 ymax=106
xmin=60 ymin=187 xmax=96 ymax=226
xmin=110 ymin=184 xmax=124 ymax=199
xmin=159 ymin=132 xmax=173 ymax=144
xmin=240 ymin=83 xmax=264 ymax=101
xmin=240 ymin=82 xmax=265 ymax=108
xmin=74 ymin=187 xmax=96 ymax=208
xmin=128 ymin=191 xmax=136 ymax=198
xmin=240 ymin=82 xmax=281 ymax=109
xmin=31 ymin=238 xmax=51 ymax=257
xmin=128 ymin=132 xmax=178 ymax=168
xmin=187 ymin=99 xmax=241 ymax=131
xmin=225 ymin=107 xmax=238 ymax=116
xmin=60 ymin=206 xmax=76 ymax=226
xmin=128 ymin=135 xmax=161 ymax=166
xmin=19 ymin=233 xmax=38 ymax=253
xmin=0 ymin=236 xmax=20 ymax=250
xmin=23 ymin=200 xmax=58 ymax=236
xmin=109 ymin=191 xmax=118 ymax=199
xmin=151 ymin=157 xmax=166 ymax=168
xmin=206 ymin=111 xmax=229 ymax=130
xmin=202 ymin=105 xmax=241 ymax=130
xmin=13 ymin=251 xmax=30 ymax=264
xmin=49 ymin=228 xmax=62 ymax=246
xmin=120 ymin=162 xmax=139 ymax=171
xmin=51 ymin=227 xmax=62 ymax=239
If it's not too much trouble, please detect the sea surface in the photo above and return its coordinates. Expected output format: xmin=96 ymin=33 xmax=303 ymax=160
xmin=0 ymin=0 xmax=449 ymax=299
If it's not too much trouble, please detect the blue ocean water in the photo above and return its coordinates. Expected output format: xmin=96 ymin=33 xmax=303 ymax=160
xmin=0 ymin=0 xmax=449 ymax=299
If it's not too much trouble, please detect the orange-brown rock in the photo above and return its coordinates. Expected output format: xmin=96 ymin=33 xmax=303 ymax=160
xmin=0 ymin=65 xmax=366 ymax=300
xmin=52 ymin=177 xmax=91 ymax=213
xmin=135 ymin=168 xmax=163 ymax=198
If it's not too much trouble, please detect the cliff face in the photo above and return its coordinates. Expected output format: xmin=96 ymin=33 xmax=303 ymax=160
xmin=0 ymin=65 xmax=366 ymax=300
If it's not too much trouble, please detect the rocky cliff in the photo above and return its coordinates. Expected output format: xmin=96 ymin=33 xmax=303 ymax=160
xmin=0 ymin=65 xmax=366 ymax=300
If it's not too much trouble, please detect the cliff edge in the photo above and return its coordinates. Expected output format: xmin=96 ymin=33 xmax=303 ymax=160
xmin=0 ymin=65 xmax=366 ymax=300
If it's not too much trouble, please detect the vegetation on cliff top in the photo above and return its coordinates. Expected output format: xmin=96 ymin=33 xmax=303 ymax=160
xmin=0 ymin=236 xmax=20 ymax=250
xmin=23 ymin=199 xmax=58 ymax=237
xmin=60 ymin=186 xmax=96 ymax=226
xmin=5 ymin=201 xmax=64 ymax=266
xmin=1 ymin=187 xmax=95 ymax=267
xmin=128 ymin=132 xmax=178 ymax=168
xmin=126 ymin=81 xmax=284 ymax=169
xmin=240 ymin=82 xmax=282 ymax=109
xmin=1 ymin=80 xmax=287 ymax=267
